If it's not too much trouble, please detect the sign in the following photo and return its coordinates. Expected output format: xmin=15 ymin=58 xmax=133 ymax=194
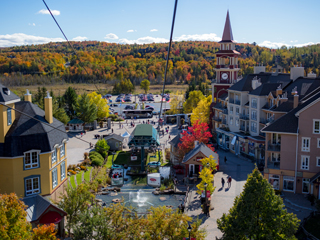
xmin=150 ymin=178 xmax=157 ymax=182
xmin=131 ymin=156 xmax=137 ymax=161
xmin=111 ymin=168 xmax=124 ymax=186
xmin=147 ymin=173 xmax=160 ymax=187
xmin=196 ymin=157 xmax=202 ymax=162
xmin=206 ymin=190 xmax=211 ymax=198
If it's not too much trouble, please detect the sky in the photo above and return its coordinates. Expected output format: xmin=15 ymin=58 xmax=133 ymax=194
xmin=1 ymin=0 xmax=319 ymax=49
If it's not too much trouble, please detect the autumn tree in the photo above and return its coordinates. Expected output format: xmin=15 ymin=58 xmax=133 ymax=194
xmin=112 ymin=79 xmax=134 ymax=94
xmin=32 ymin=224 xmax=57 ymax=240
xmin=196 ymin=155 xmax=217 ymax=195
xmin=217 ymin=168 xmax=300 ymax=240
xmin=177 ymin=120 xmax=214 ymax=160
xmin=75 ymin=93 xmax=97 ymax=124
xmin=168 ymin=91 xmax=184 ymax=115
xmin=191 ymin=95 xmax=212 ymax=125
xmin=87 ymin=91 xmax=109 ymax=120
xmin=63 ymin=87 xmax=77 ymax=118
xmin=0 ymin=193 xmax=32 ymax=240
xmin=183 ymin=90 xmax=205 ymax=114
xmin=140 ymin=79 xmax=150 ymax=94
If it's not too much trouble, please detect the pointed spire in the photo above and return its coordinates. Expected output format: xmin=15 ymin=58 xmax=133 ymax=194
xmin=221 ymin=10 xmax=234 ymax=42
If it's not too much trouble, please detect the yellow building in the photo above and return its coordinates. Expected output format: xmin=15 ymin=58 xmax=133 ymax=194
xmin=0 ymin=87 xmax=68 ymax=202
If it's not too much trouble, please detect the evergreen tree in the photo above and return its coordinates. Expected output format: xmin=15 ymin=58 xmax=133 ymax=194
xmin=75 ymin=93 xmax=97 ymax=124
xmin=217 ymin=168 xmax=300 ymax=240
xmin=63 ymin=87 xmax=77 ymax=118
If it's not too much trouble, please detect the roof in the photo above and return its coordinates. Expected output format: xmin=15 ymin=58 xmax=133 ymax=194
xmin=215 ymin=50 xmax=240 ymax=55
xmin=0 ymin=101 xmax=68 ymax=157
xmin=262 ymin=91 xmax=320 ymax=134
xmin=272 ymin=101 xmax=293 ymax=112
xmin=131 ymin=124 xmax=156 ymax=137
xmin=219 ymin=92 xmax=228 ymax=100
xmin=68 ymin=118 xmax=84 ymax=124
xmin=283 ymin=77 xmax=320 ymax=99
xmin=310 ymin=172 xmax=320 ymax=183
xmin=169 ymin=134 xmax=181 ymax=147
xmin=182 ymin=142 xmax=216 ymax=163
xmin=0 ymin=83 xmax=20 ymax=104
xmin=104 ymin=133 xmax=124 ymax=142
xmin=220 ymin=10 xmax=234 ymax=42
xmin=22 ymin=195 xmax=66 ymax=222
xmin=250 ymin=83 xmax=282 ymax=96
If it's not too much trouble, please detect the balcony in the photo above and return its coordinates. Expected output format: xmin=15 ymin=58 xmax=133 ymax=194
xmin=267 ymin=157 xmax=280 ymax=169
xmin=239 ymin=114 xmax=249 ymax=120
xmin=260 ymin=117 xmax=275 ymax=125
xmin=213 ymin=116 xmax=222 ymax=122
xmin=240 ymin=125 xmax=249 ymax=133
xmin=229 ymin=98 xmax=234 ymax=104
xmin=235 ymin=99 xmax=241 ymax=105
xmin=222 ymin=119 xmax=227 ymax=124
xmin=267 ymin=140 xmax=280 ymax=151
xmin=222 ymin=109 xmax=228 ymax=114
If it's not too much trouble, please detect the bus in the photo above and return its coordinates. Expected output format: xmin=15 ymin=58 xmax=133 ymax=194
xmin=122 ymin=109 xmax=153 ymax=119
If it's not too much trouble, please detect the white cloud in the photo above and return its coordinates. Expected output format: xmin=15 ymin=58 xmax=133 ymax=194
xmin=38 ymin=9 xmax=60 ymax=16
xmin=127 ymin=30 xmax=134 ymax=32
xmin=72 ymin=36 xmax=87 ymax=41
xmin=174 ymin=33 xmax=221 ymax=42
xmin=150 ymin=29 xmax=158 ymax=32
xmin=105 ymin=33 xmax=119 ymax=39
xmin=0 ymin=33 xmax=65 ymax=47
xmin=28 ymin=23 xmax=36 ymax=26
xmin=259 ymin=40 xmax=318 ymax=49
xmin=119 ymin=36 xmax=168 ymax=44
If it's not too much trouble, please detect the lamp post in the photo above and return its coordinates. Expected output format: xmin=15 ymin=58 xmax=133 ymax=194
xmin=204 ymin=182 xmax=208 ymax=214
xmin=187 ymin=223 xmax=192 ymax=240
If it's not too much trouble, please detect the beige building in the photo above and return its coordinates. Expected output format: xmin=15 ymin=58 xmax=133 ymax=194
xmin=262 ymin=88 xmax=320 ymax=199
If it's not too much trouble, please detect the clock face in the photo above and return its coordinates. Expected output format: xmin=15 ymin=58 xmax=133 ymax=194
xmin=222 ymin=73 xmax=228 ymax=80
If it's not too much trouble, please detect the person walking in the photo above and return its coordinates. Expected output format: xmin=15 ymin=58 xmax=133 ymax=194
xmin=206 ymin=203 xmax=210 ymax=217
xmin=111 ymin=128 xmax=114 ymax=133
xmin=168 ymin=135 xmax=171 ymax=140
xmin=221 ymin=177 xmax=225 ymax=188
xmin=227 ymin=176 xmax=232 ymax=188
xmin=224 ymin=156 xmax=227 ymax=164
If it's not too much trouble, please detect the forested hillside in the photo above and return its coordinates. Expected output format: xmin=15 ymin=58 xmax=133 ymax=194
xmin=0 ymin=41 xmax=319 ymax=88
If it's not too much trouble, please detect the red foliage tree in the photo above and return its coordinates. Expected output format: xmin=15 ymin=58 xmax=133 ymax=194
xmin=177 ymin=120 xmax=215 ymax=161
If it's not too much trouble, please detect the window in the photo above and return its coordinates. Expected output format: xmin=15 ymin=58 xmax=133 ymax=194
xmin=235 ymin=117 xmax=239 ymax=126
xmin=25 ymin=176 xmax=40 ymax=196
xmin=52 ymin=168 xmax=58 ymax=189
xmin=60 ymin=161 xmax=66 ymax=181
xmin=251 ymin=98 xmax=257 ymax=108
xmin=7 ymin=108 xmax=12 ymax=126
xmin=236 ymin=107 xmax=239 ymax=115
xmin=318 ymin=139 xmax=320 ymax=148
xmin=230 ymin=116 xmax=233 ymax=125
xmin=301 ymin=156 xmax=309 ymax=170
xmin=283 ymin=176 xmax=294 ymax=192
xmin=301 ymin=138 xmax=310 ymax=152
xmin=24 ymin=151 xmax=39 ymax=169
xmin=230 ymin=106 xmax=233 ymax=114
xmin=251 ymin=110 xmax=257 ymax=120
xmin=302 ymin=178 xmax=310 ymax=193
xmin=52 ymin=148 xmax=57 ymax=164
xmin=317 ymin=157 xmax=320 ymax=167
xmin=60 ymin=144 xmax=65 ymax=158
xmin=314 ymin=120 xmax=320 ymax=134
xmin=115 ymin=142 xmax=119 ymax=148
xmin=251 ymin=122 xmax=257 ymax=132
xmin=272 ymin=133 xmax=281 ymax=144
xmin=269 ymin=175 xmax=280 ymax=190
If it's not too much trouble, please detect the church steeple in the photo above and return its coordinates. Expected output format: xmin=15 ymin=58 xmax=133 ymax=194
xmin=220 ymin=10 xmax=234 ymax=42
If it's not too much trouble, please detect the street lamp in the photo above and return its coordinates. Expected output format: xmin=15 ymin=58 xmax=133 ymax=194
xmin=187 ymin=223 xmax=192 ymax=240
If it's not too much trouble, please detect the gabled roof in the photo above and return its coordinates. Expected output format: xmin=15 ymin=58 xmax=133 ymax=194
xmin=283 ymin=77 xmax=320 ymax=99
xmin=169 ymin=134 xmax=181 ymax=147
xmin=68 ymin=118 xmax=84 ymax=124
xmin=104 ymin=133 xmax=124 ymax=142
xmin=0 ymin=83 xmax=20 ymax=104
xmin=220 ymin=10 xmax=234 ymax=42
xmin=22 ymin=195 xmax=66 ymax=222
xmin=182 ymin=142 xmax=216 ymax=163
xmin=250 ymin=83 xmax=281 ymax=96
xmin=0 ymin=101 xmax=68 ymax=157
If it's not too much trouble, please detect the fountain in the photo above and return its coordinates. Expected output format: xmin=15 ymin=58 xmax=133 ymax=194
xmin=129 ymin=189 xmax=151 ymax=207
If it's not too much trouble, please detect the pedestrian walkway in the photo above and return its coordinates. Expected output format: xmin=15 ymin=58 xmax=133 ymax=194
xmin=186 ymin=150 xmax=255 ymax=239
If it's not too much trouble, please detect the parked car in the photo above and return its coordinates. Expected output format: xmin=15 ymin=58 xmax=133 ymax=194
xmin=116 ymin=98 xmax=123 ymax=102
xmin=125 ymin=105 xmax=134 ymax=110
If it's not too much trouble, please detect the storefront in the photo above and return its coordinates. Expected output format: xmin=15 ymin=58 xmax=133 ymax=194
xmin=247 ymin=136 xmax=265 ymax=163
xmin=216 ymin=128 xmax=230 ymax=151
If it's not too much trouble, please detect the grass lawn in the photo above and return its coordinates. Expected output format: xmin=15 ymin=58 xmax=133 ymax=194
xmin=132 ymin=175 xmax=147 ymax=185
xmin=76 ymin=172 xmax=82 ymax=184
xmin=105 ymin=152 xmax=120 ymax=168
xmin=69 ymin=175 xmax=76 ymax=189
xmin=303 ymin=214 xmax=320 ymax=238
xmin=84 ymin=167 xmax=93 ymax=182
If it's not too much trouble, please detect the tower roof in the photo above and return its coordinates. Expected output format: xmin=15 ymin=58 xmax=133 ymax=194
xmin=220 ymin=10 xmax=234 ymax=43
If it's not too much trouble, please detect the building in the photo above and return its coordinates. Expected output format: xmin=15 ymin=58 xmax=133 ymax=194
xmin=104 ymin=133 xmax=124 ymax=151
xmin=67 ymin=118 xmax=84 ymax=132
xmin=262 ymin=88 xmax=320 ymax=199
xmin=169 ymin=133 xmax=182 ymax=164
xmin=0 ymin=86 xmax=68 ymax=201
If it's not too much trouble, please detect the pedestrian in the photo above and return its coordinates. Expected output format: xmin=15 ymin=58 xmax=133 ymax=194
xmin=168 ymin=135 xmax=171 ymax=140
xmin=80 ymin=132 xmax=83 ymax=137
xmin=221 ymin=177 xmax=225 ymax=188
xmin=181 ymin=203 xmax=185 ymax=213
xmin=112 ymin=128 xmax=114 ymax=133
xmin=206 ymin=203 xmax=210 ymax=217
xmin=227 ymin=176 xmax=232 ymax=188
xmin=224 ymin=156 xmax=227 ymax=164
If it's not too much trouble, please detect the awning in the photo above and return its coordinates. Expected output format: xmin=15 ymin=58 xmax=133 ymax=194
xmin=39 ymin=211 xmax=63 ymax=224
xmin=231 ymin=136 xmax=237 ymax=145
xmin=310 ymin=172 xmax=320 ymax=183
xmin=122 ymin=131 xmax=130 ymax=138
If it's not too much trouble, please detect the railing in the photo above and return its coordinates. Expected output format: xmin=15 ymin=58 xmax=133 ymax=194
xmin=240 ymin=125 xmax=249 ymax=133
xmin=213 ymin=116 xmax=222 ymax=122
xmin=222 ymin=109 xmax=228 ymax=114
xmin=229 ymin=98 xmax=234 ymax=104
xmin=260 ymin=117 xmax=275 ymax=124
xmin=222 ymin=119 xmax=227 ymax=124
xmin=235 ymin=99 xmax=241 ymax=105
xmin=267 ymin=157 xmax=280 ymax=169
xmin=267 ymin=140 xmax=281 ymax=151
xmin=240 ymin=114 xmax=249 ymax=120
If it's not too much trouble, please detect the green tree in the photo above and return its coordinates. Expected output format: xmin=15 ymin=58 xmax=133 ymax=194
xmin=140 ymin=79 xmax=150 ymax=94
xmin=217 ymin=168 xmax=300 ymax=240
xmin=63 ymin=87 xmax=77 ymax=118
xmin=57 ymin=184 xmax=94 ymax=237
xmin=95 ymin=139 xmax=110 ymax=158
xmin=0 ymin=193 xmax=32 ymax=240
xmin=183 ymin=90 xmax=205 ymax=114
xmin=88 ymin=92 xmax=109 ymax=120
xmin=75 ymin=93 xmax=97 ymax=124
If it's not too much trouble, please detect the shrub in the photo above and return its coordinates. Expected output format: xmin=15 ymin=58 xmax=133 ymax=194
xmin=95 ymin=139 xmax=110 ymax=159
xmin=160 ymin=185 xmax=166 ymax=191
xmin=84 ymin=152 xmax=89 ymax=160
xmin=68 ymin=170 xmax=77 ymax=175
xmin=80 ymin=166 xmax=87 ymax=170
xmin=89 ymin=151 xmax=104 ymax=166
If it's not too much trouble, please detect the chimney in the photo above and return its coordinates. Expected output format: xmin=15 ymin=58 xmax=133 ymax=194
xmin=307 ymin=72 xmax=317 ymax=78
xmin=251 ymin=76 xmax=262 ymax=90
xmin=44 ymin=91 xmax=53 ymax=124
xmin=24 ymin=89 xmax=32 ymax=102
xmin=293 ymin=94 xmax=299 ymax=108
xmin=194 ymin=141 xmax=199 ymax=147
xmin=253 ymin=64 xmax=266 ymax=74
xmin=290 ymin=65 xmax=304 ymax=81
xmin=276 ymin=85 xmax=282 ymax=97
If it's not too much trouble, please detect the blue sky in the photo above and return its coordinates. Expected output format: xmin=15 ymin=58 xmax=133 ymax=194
xmin=1 ymin=0 xmax=319 ymax=48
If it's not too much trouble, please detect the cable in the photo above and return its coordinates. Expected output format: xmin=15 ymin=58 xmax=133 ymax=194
xmin=158 ymin=0 xmax=178 ymax=128
xmin=0 ymin=102 xmax=92 ymax=145
xmin=42 ymin=0 xmax=102 ymax=94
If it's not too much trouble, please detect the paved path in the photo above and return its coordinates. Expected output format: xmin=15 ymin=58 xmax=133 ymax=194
xmin=186 ymin=151 xmax=255 ymax=239
xmin=67 ymin=116 xmax=179 ymax=166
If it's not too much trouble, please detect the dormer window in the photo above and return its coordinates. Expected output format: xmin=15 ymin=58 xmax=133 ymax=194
xmin=7 ymin=108 xmax=12 ymax=126
xmin=60 ymin=143 xmax=65 ymax=158
xmin=24 ymin=150 xmax=40 ymax=170
xmin=52 ymin=147 xmax=57 ymax=164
